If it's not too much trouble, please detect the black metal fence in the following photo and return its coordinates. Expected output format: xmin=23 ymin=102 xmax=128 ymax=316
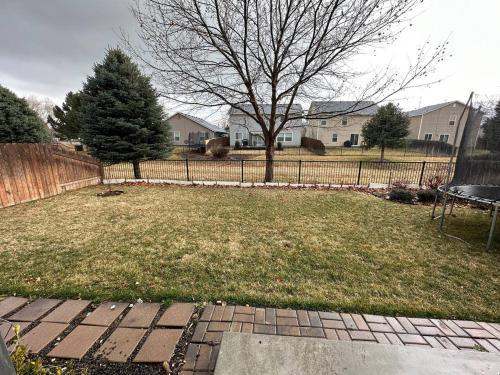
xmin=105 ymin=160 xmax=452 ymax=186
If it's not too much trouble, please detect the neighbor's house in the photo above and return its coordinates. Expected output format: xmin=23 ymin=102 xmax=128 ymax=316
xmin=168 ymin=112 xmax=226 ymax=146
xmin=305 ymin=101 xmax=379 ymax=147
xmin=407 ymin=101 xmax=482 ymax=146
xmin=228 ymin=104 xmax=304 ymax=147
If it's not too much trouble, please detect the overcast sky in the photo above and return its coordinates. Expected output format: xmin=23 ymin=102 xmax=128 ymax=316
xmin=1 ymin=0 xmax=499 ymax=124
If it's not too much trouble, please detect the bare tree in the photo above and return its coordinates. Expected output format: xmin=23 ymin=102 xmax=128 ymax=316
xmin=127 ymin=0 xmax=446 ymax=181
xmin=25 ymin=95 xmax=55 ymax=123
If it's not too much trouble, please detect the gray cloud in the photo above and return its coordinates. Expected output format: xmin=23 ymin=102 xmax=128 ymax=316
xmin=0 ymin=0 xmax=137 ymax=103
xmin=0 ymin=0 xmax=498 ymax=120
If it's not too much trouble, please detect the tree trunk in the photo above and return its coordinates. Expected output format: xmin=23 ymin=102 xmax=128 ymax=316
xmin=132 ymin=160 xmax=142 ymax=179
xmin=380 ymin=145 xmax=385 ymax=162
xmin=264 ymin=142 xmax=275 ymax=182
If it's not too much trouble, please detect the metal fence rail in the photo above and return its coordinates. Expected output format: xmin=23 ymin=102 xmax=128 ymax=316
xmin=104 ymin=160 xmax=453 ymax=187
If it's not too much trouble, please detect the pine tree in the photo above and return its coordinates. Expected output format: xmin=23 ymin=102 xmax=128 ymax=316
xmin=482 ymin=101 xmax=500 ymax=152
xmin=362 ymin=103 xmax=410 ymax=161
xmin=80 ymin=48 xmax=172 ymax=178
xmin=48 ymin=91 xmax=83 ymax=140
xmin=0 ymin=85 xmax=51 ymax=143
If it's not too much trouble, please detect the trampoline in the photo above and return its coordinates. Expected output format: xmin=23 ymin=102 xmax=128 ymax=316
xmin=431 ymin=93 xmax=500 ymax=250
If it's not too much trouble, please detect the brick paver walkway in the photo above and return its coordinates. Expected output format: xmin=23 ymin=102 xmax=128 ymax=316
xmin=1 ymin=297 xmax=499 ymax=374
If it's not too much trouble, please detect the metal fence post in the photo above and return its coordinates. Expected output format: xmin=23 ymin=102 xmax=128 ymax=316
xmin=185 ymin=158 xmax=190 ymax=181
xmin=241 ymin=159 xmax=244 ymax=182
xmin=357 ymin=160 xmax=362 ymax=185
xmin=298 ymin=160 xmax=302 ymax=184
xmin=418 ymin=161 xmax=426 ymax=187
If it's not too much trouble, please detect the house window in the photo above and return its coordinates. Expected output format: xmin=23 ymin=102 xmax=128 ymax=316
xmin=235 ymin=132 xmax=243 ymax=141
xmin=199 ymin=132 xmax=209 ymax=142
xmin=320 ymin=120 xmax=327 ymax=126
xmin=277 ymin=132 xmax=293 ymax=142
xmin=449 ymin=115 xmax=457 ymax=126
xmin=341 ymin=116 xmax=348 ymax=126
xmin=171 ymin=131 xmax=180 ymax=142
xmin=350 ymin=134 xmax=359 ymax=146
xmin=332 ymin=133 xmax=338 ymax=142
xmin=424 ymin=133 xmax=433 ymax=141
xmin=252 ymin=132 xmax=265 ymax=146
xmin=439 ymin=134 xmax=449 ymax=143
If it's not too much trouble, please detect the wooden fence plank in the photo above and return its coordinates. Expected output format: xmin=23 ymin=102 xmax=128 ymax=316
xmin=0 ymin=144 xmax=101 ymax=208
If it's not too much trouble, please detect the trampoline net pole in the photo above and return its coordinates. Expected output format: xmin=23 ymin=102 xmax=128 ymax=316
xmin=487 ymin=205 xmax=498 ymax=251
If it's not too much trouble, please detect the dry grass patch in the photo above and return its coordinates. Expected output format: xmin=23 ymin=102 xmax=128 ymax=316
xmin=0 ymin=185 xmax=498 ymax=321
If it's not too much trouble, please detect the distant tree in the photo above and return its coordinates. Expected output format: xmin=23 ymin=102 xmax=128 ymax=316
xmin=129 ymin=0 xmax=446 ymax=181
xmin=362 ymin=103 xmax=409 ymax=161
xmin=0 ymin=85 xmax=51 ymax=143
xmin=25 ymin=95 xmax=55 ymax=123
xmin=481 ymin=101 xmax=500 ymax=152
xmin=47 ymin=91 xmax=83 ymax=140
xmin=80 ymin=48 xmax=172 ymax=178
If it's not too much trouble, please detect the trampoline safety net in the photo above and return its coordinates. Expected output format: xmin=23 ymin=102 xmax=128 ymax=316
xmin=452 ymin=98 xmax=500 ymax=187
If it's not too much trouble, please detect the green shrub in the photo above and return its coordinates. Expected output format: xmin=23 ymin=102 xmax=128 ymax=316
xmin=212 ymin=145 xmax=230 ymax=158
xmin=416 ymin=189 xmax=437 ymax=203
xmin=389 ymin=189 xmax=415 ymax=204
xmin=277 ymin=142 xmax=283 ymax=151
xmin=234 ymin=141 xmax=241 ymax=150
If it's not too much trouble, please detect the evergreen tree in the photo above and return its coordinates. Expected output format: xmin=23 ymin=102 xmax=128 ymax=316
xmin=0 ymin=85 xmax=51 ymax=143
xmin=48 ymin=91 xmax=83 ymax=140
xmin=482 ymin=101 xmax=500 ymax=152
xmin=362 ymin=103 xmax=410 ymax=161
xmin=80 ymin=48 xmax=172 ymax=178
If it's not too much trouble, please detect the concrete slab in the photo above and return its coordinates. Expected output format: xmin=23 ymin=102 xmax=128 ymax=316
xmin=41 ymin=300 xmax=91 ymax=323
xmin=95 ymin=327 xmax=146 ymax=362
xmin=214 ymin=333 xmax=500 ymax=375
xmin=0 ymin=297 xmax=28 ymax=318
xmin=157 ymin=303 xmax=195 ymax=327
xmin=133 ymin=329 xmax=183 ymax=363
xmin=8 ymin=299 xmax=61 ymax=321
xmin=81 ymin=302 xmax=128 ymax=326
xmin=119 ymin=303 xmax=160 ymax=328
xmin=11 ymin=322 xmax=67 ymax=354
xmin=48 ymin=325 xmax=107 ymax=359
xmin=0 ymin=322 xmax=30 ymax=342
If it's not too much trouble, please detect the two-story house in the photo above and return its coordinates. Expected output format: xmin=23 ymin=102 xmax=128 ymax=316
xmin=407 ymin=101 xmax=482 ymax=146
xmin=168 ymin=112 xmax=226 ymax=146
xmin=228 ymin=104 xmax=304 ymax=147
xmin=305 ymin=101 xmax=379 ymax=146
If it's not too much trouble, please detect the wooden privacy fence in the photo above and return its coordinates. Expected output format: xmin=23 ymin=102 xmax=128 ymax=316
xmin=0 ymin=144 xmax=102 ymax=208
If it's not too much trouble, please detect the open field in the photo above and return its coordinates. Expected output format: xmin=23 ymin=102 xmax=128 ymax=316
xmin=1 ymin=185 xmax=498 ymax=321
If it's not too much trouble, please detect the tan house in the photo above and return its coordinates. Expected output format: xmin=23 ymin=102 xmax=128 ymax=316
xmin=168 ymin=112 xmax=226 ymax=145
xmin=407 ymin=101 xmax=482 ymax=146
xmin=306 ymin=101 xmax=378 ymax=146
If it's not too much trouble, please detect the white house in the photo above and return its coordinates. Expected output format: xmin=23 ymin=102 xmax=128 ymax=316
xmin=228 ymin=104 xmax=304 ymax=147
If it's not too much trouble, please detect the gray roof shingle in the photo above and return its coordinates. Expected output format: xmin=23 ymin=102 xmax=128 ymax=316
xmin=308 ymin=101 xmax=378 ymax=116
xmin=406 ymin=101 xmax=462 ymax=117
xmin=170 ymin=113 xmax=225 ymax=133
xmin=228 ymin=103 xmax=303 ymax=116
